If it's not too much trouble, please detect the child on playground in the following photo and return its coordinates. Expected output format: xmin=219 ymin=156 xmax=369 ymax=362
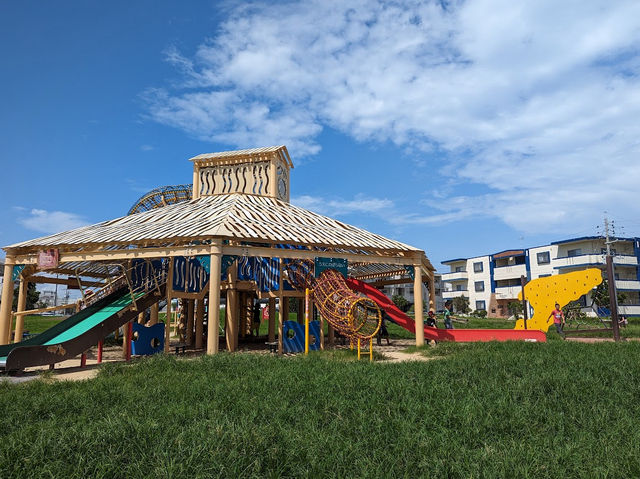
xmin=547 ymin=302 xmax=565 ymax=338
xmin=443 ymin=301 xmax=455 ymax=329
xmin=377 ymin=312 xmax=391 ymax=346
xmin=426 ymin=310 xmax=437 ymax=328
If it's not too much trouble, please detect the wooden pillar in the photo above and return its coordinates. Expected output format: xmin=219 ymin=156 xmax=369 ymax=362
xmin=226 ymin=264 xmax=238 ymax=351
xmin=428 ymin=273 xmax=436 ymax=312
xmin=268 ymin=297 xmax=276 ymax=342
xmin=207 ymin=242 xmax=222 ymax=355
xmin=137 ymin=312 xmax=145 ymax=324
xmin=164 ymin=258 xmax=174 ymax=353
xmin=0 ymin=257 xmax=16 ymax=345
xmin=150 ymin=302 xmax=159 ymax=325
xmin=195 ymin=298 xmax=204 ymax=349
xmin=328 ymin=323 xmax=334 ymax=346
xmin=414 ymin=264 xmax=425 ymax=347
xmin=122 ymin=320 xmax=131 ymax=358
xmin=13 ymin=279 xmax=28 ymax=343
xmin=297 ymin=298 xmax=304 ymax=324
xmin=278 ymin=258 xmax=284 ymax=355
xmin=186 ymin=299 xmax=194 ymax=346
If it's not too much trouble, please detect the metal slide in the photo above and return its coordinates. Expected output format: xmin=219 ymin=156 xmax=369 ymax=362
xmin=0 ymin=284 xmax=165 ymax=372
xmin=345 ymin=278 xmax=547 ymax=343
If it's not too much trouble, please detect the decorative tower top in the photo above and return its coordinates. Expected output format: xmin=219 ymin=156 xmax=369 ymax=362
xmin=189 ymin=145 xmax=293 ymax=202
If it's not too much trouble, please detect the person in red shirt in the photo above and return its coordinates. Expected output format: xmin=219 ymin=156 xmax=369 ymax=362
xmin=547 ymin=302 xmax=565 ymax=338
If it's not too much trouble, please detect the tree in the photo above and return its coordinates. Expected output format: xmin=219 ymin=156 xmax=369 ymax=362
xmin=452 ymin=295 xmax=470 ymax=314
xmin=392 ymin=294 xmax=410 ymax=312
xmin=12 ymin=283 xmax=40 ymax=310
xmin=591 ymin=280 xmax=627 ymax=308
xmin=507 ymin=300 xmax=523 ymax=319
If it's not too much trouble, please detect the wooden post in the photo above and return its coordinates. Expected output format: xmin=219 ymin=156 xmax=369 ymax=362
xmin=606 ymin=255 xmax=621 ymax=341
xmin=138 ymin=312 xmax=145 ymax=324
xmin=357 ymin=338 xmax=361 ymax=359
xmin=0 ymin=257 xmax=16 ymax=345
xmin=328 ymin=324 xmax=334 ymax=346
xmin=186 ymin=299 xmax=194 ymax=346
xmin=14 ymin=279 xmax=28 ymax=343
xmin=278 ymin=258 xmax=284 ymax=355
xmin=414 ymin=264 xmax=425 ymax=347
xmin=207 ymin=242 xmax=222 ymax=355
xmin=369 ymin=338 xmax=373 ymax=362
xmin=268 ymin=297 xmax=276 ymax=342
xmin=150 ymin=302 xmax=159 ymax=325
xmin=226 ymin=263 xmax=238 ymax=351
xmin=164 ymin=258 xmax=174 ymax=353
xmin=195 ymin=298 xmax=204 ymax=349
xmin=428 ymin=273 xmax=436 ymax=313
xmin=126 ymin=321 xmax=132 ymax=361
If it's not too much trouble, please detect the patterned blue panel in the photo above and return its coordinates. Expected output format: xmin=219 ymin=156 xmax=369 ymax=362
xmin=282 ymin=320 xmax=321 ymax=353
xmin=131 ymin=259 xmax=164 ymax=289
xmin=131 ymin=322 xmax=165 ymax=356
xmin=172 ymin=256 xmax=211 ymax=293
xmin=237 ymin=256 xmax=281 ymax=292
xmin=11 ymin=265 xmax=25 ymax=281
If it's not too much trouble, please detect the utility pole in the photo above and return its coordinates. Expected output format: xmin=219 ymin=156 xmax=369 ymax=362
xmin=603 ymin=215 xmax=620 ymax=341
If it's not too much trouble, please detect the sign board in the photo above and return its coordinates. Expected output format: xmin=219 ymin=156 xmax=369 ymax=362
xmin=314 ymin=257 xmax=348 ymax=278
xmin=37 ymin=249 xmax=59 ymax=270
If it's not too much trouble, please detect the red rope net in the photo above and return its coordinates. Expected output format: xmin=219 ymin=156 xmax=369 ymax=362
xmin=286 ymin=260 xmax=381 ymax=340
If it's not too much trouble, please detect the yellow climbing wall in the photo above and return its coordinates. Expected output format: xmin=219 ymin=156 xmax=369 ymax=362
xmin=514 ymin=268 xmax=602 ymax=331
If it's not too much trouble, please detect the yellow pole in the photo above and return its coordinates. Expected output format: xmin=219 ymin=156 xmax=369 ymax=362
xmin=14 ymin=279 xmax=28 ymax=343
xmin=357 ymin=338 xmax=361 ymax=360
xmin=304 ymin=288 xmax=310 ymax=355
xmin=369 ymin=338 xmax=373 ymax=362
xmin=414 ymin=263 xmax=425 ymax=347
xmin=0 ymin=257 xmax=16 ymax=345
xmin=207 ymin=241 xmax=222 ymax=355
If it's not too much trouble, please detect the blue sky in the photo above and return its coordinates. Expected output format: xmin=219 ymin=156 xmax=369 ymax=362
xmin=2 ymin=0 xmax=640 ymax=279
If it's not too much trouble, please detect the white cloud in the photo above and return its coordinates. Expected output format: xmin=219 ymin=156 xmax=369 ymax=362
xmin=293 ymin=194 xmax=394 ymax=217
xmin=145 ymin=0 xmax=640 ymax=233
xmin=19 ymin=209 xmax=88 ymax=234
xmin=140 ymin=144 xmax=154 ymax=151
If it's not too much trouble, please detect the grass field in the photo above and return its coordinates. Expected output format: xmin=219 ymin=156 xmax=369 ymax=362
xmin=1 ymin=341 xmax=640 ymax=478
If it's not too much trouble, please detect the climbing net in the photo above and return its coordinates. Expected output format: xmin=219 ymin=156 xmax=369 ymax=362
xmin=285 ymin=260 xmax=381 ymax=340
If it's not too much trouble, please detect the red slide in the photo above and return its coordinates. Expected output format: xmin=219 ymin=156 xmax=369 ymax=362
xmin=345 ymin=278 xmax=547 ymax=343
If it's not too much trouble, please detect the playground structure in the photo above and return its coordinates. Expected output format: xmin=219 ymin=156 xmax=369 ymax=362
xmin=0 ymin=146 xmax=438 ymax=369
xmin=514 ymin=268 xmax=603 ymax=331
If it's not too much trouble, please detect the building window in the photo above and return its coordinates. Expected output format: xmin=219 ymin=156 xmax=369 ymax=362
xmin=475 ymin=281 xmax=484 ymax=292
xmin=456 ymin=285 xmax=463 ymax=291
xmin=473 ymin=262 xmax=483 ymax=273
xmin=455 ymin=266 xmax=464 ymax=272
xmin=536 ymin=251 xmax=550 ymax=264
xmin=476 ymin=300 xmax=486 ymax=311
xmin=568 ymin=248 xmax=582 ymax=257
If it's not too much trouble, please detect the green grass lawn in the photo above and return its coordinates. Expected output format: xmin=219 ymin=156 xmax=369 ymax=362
xmin=13 ymin=315 xmax=67 ymax=336
xmin=2 ymin=341 xmax=640 ymax=478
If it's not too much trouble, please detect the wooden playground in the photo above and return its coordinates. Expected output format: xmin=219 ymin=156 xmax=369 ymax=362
xmin=0 ymin=146 xmax=440 ymax=371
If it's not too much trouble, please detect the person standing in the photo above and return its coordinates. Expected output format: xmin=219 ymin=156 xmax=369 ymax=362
xmin=443 ymin=301 xmax=455 ymax=329
xmin=547 ymin=302 xmax=565 ymax=339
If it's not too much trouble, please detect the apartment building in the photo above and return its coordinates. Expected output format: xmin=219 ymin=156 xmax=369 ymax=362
xmin=441 ymin=236 xmax=640 ymax=317
xmin=381 ymin=273 xmax=445 ymax=312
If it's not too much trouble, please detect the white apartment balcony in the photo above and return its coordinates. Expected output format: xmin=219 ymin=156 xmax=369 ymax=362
xmin=554 ymin=254 xmax=638 ymax=269
xmin=493 ymin=264 xmax=527 ymax=281
xmin=616 ymin=280 xmax=640 ymax=291
xmin=494 ymin=286 xmax=521 ymax=300
xmin=442 ymin=290 xmax=468 ymax=299
xmin=441 ymin=271 xmax=468 ymax=281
